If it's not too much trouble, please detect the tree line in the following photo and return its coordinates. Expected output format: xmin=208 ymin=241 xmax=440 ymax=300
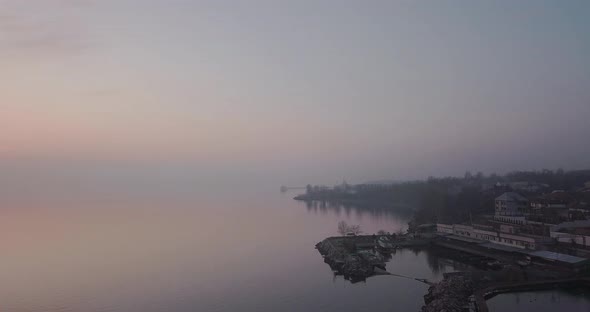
xmin=300 ymin=169 xmax=590 ymax=225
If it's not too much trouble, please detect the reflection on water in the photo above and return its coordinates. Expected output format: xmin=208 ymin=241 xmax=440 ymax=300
xmin=0 ymin=189 xmax=474 ymax=312
xmin=301 ymin=199 xmax=413 ymax=229
xmin=379 ymin=248 xmax=479 ymax=283
xmin=423 ymin=249 xmax=477 ymax=276
xmin=486 ymin=288 xmax=590 ymax=312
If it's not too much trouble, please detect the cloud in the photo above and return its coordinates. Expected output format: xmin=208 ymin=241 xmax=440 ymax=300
xmin=0 ymin=0 xmax=95 ymax=58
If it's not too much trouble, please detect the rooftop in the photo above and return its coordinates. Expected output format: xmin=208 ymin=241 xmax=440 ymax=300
xmin=526 ymin=250 xmax=588 ymax=264
xmin=442 ymin=234 xmax=483 ymax=244
xmin=479 ymin=242 xmax=525 ymax=253
xmin=496 ymin=192 xmax=527 ymax=202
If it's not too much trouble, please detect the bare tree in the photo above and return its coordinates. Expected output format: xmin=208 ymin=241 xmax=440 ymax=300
xmin=377 ymin=230 xmax=387 ymax=235
xmin=348 ymin=224 xmax=362 ymax=235
xmin=337 ymin=221 xmax=362 ymax=236
xmin=337 ymin=221 xmax=349 ymax=236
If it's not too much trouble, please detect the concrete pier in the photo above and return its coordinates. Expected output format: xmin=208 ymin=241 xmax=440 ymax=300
xmin=474 ymin=277 xmax=590 ymax=312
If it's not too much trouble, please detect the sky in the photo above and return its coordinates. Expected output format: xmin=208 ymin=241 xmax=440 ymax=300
xmin=1 ymin=0 xmax=589 ymax=189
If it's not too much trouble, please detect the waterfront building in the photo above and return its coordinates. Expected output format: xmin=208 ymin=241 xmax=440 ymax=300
xmin=527 ymin=250 xmax=589 ymax=270
xmin=436 ymin=223 xmax=454 ymax=234
xmin=494 ymin=192 xmax=528 ymax=225
xmin=528 ymin=191 xmax=576 ymax=223
xmin=550 ymin=220 xmax=590 ymax=248
xmin=436 ymin=223 xmax=548 ymax=250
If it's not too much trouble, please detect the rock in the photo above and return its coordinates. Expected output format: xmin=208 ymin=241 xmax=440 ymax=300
xmin=421 ymin=274 xmax=474 ymax=312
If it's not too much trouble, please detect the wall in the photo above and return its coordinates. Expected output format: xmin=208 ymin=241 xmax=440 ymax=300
xmin=436 ymin=224 xmax=454 ymax=234
xmin=551 ymin=232 xmax=590 ymax=247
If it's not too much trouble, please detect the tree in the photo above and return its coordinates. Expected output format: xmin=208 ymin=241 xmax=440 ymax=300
xmin=337 ymin=221 xmax=362 ymax=236
xmin=348 ymin=224 xmax=362 ymax=235
xmin=337 ymin=221 xmax=349 ymax=236
xmin=377 ymin=230 xmax=388 ymax=235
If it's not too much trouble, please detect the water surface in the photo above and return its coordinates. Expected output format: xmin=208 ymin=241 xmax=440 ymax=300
xmin=0 ymin=188 xmax=476 ymax=311
xmin=486 ymin=288 xmax=590 ymax=312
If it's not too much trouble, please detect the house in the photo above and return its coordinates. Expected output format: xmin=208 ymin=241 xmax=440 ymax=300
xmin=494 ymin=192 xmax=528 ymax=225
xmin=550 ymin=220 xmax=590 ymax=247
xmin=529 ymin=191 xmax=576 ymax=223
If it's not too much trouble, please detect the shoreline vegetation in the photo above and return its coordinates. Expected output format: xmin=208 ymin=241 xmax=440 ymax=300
xmin=294 ymin=169 xmax=590 ymax=227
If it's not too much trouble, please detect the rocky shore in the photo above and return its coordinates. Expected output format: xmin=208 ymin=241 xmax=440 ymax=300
xmin=316 ymin=234 xmax=588 ymax=311
xmin=422 ymin=273 xmax=475 ymax=312
xmin=316 ymin=237 xmax=385 ymax=282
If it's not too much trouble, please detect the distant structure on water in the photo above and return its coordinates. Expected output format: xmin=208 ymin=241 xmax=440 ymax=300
xmin=280 ymin=186 xmax=305 ymax=193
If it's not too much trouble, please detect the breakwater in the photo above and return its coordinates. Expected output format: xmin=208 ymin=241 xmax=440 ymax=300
xmin=315 ymin=236 xmax=386 ymax=282
xmin=474 ymin=277 xmax=590 ymax=312
xmin=315 ymin=235 xmax=429 ymax=282
xmin=316 ymin=234 xmax=590 ymax=311
xmin=422 ymin=273 xmax=476 ymax=312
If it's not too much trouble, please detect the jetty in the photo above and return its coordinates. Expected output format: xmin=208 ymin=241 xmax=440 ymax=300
xmin=474 ymin=277 xmax=590 ymax=312
xmin=315 ymin=234 xmax=429 ymax=282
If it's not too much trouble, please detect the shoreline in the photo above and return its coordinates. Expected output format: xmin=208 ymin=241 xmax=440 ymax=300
xmin=315 ymin=234 xmax=590 ymax=311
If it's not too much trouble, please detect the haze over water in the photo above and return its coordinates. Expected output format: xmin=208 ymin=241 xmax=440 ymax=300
xmin=0 ymin=187 xmax=442 ymax=312
xmin=2 ymin=1 xmax=590 ymax=311
xmin=2 ymin=0 xmax=589 ymax=186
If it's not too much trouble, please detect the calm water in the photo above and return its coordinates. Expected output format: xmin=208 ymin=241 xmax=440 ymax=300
xmin=486 ymin=289 xmax=590 ymax=312
xmin=0 ymin=188 xmax=481 ymax=311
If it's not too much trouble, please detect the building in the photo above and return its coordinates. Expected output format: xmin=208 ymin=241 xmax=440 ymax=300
xmin=494 ymin=192 xmax=528 ymax=225
xmin=508 ymin=181 xmax=549 ymax=193
xmin=550 ymin=220 xmax=590 ymax=248
xmin=436 ymin=223 xmax=589 ymax=271
xmin=527 ymin=250 xmax=589 ymax=271
xmin=436 ymin=223 xmax=543 ymax=250
xmin=436 ymin=223 xmax=454 ymax=234
xmin=529 ymin=191 xmax=576 ymax=223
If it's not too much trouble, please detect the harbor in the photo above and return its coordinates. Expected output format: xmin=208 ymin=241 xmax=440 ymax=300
xmin=316 ymin=232 xmax=590 ymax=311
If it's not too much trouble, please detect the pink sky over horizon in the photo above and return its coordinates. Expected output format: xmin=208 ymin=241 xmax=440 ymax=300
xmin=2 ymin=0 xmax=589 ymax=185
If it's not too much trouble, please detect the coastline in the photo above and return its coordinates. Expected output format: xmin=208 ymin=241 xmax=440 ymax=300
xmin=315 ymin=233 xmax=590 ymax=311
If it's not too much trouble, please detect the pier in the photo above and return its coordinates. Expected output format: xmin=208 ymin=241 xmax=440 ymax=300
xmin=474 ymin=277 xmax=590 ymax=312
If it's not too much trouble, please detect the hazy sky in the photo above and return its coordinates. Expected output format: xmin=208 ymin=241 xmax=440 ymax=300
xmin=1 ymin=0 xmax=589 ymax=187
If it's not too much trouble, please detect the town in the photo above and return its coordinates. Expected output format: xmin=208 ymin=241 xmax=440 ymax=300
xmin=300 ymin=170 xmax=590 ymax=261
xmin=434 ymin=189 xmax=590 ymax=268
xmin=302 ymin=169 xmax=590 ymax=311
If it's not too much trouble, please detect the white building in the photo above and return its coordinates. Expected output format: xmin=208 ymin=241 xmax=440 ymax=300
xmin=436 ymin=223 xmax=454 ymax=234
xmin=436 ymin=223 xmax=540 ymax=250
xmin=550 ymin=220 xmax=590 ymax=247
xmin=494 ymin=192 xmax=528 ymax=225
